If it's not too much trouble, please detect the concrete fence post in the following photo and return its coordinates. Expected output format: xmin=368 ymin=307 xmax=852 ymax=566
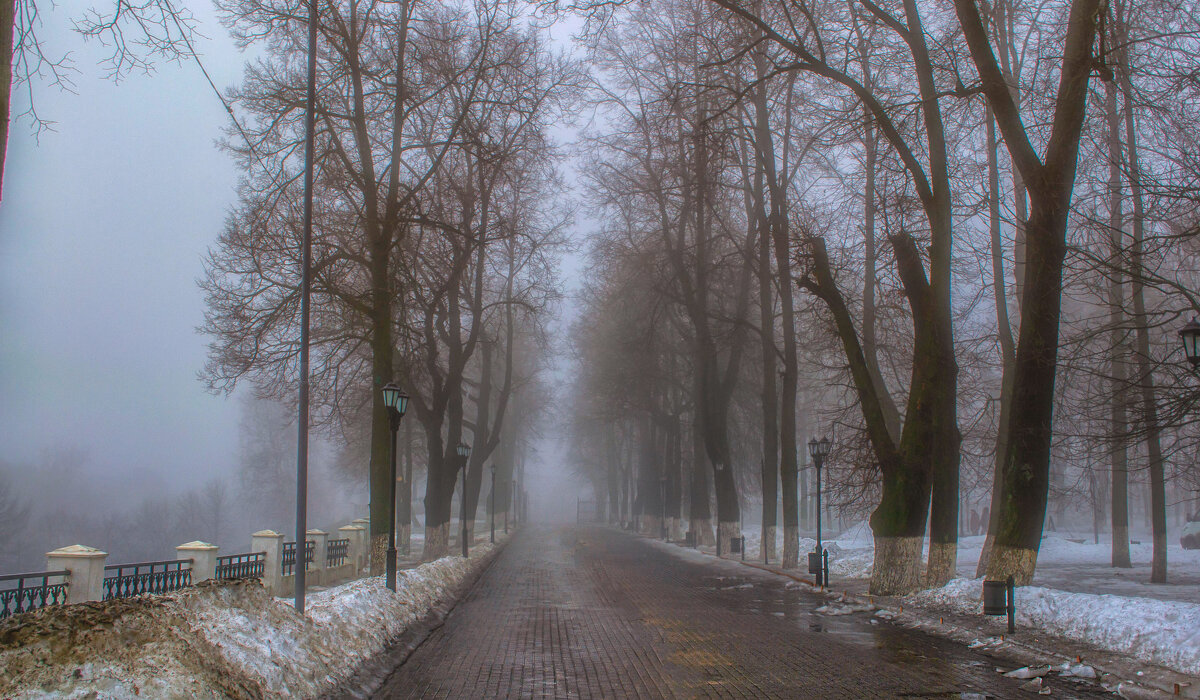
xmin=306 ymin=529 xmax=327 ymax=585
xmin=176 ymin=541 xmax=219 ymax=583
xmin=46 ymin=545 xmax=107 ymax=604
xmin=251 ymin=530 xmax=284 ymax=595
xmin=351 ymin=518 xmax=370 ymax=573
xmin=339 ymin=525 xmax=365 ymax=576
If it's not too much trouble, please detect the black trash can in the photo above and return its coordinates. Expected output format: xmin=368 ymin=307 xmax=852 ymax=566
xmin=982 ymin=579 xmax=1008 ymax=615
xmin=808 ymin=552 xmax=823 ymax=575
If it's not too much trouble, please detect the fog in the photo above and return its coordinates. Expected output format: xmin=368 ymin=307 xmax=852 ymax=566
xmin=0 ymin=2 xmax=588 ymax=570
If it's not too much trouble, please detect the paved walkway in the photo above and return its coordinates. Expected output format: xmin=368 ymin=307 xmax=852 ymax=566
xmin=374 ymin=526 xmax=1111 ymax=698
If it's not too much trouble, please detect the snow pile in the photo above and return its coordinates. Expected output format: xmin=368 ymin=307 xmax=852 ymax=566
xmin=907 ymin=577 xmax=1200 ymax=676
xmin=0 ymin=544 xmax=498 ymax=699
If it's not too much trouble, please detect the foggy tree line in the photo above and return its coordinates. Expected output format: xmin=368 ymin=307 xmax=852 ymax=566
xmin=567 ymin=0 xmax=1200 ymax=595
xmin=200 ymin=0 xmax=576 ymax=563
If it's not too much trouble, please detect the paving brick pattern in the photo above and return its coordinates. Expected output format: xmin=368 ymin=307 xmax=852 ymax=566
xmin=375 ymin=526 xmax=1111 ymax=699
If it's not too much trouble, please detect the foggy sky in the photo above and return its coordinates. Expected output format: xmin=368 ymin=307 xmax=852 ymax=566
xmin=0 ymin=2 xmax=590 ymax=514
xmin=1 ymin=2 xmax=257 ymax=494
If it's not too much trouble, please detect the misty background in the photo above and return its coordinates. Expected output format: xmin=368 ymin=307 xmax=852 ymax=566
xmin=0 ymin=1 xmax=585 ymax=571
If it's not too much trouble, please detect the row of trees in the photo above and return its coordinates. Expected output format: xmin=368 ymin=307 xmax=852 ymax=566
xmin=200 ymin=0 xmax=575 ymax=562
xmin=568 ymin=0 xmax=1200 ymax=594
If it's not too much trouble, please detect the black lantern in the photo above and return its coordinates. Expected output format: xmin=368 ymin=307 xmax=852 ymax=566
xmin=809 ymin=436 xmax=831 ymax=460
xmin=381 ymin=382 xmax=409 ymax=417
xmin=1180 ymin=318 xmax=1200 ymax=368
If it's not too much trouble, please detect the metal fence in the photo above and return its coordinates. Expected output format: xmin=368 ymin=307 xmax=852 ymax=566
xmin=282 ymin=541 xmax=314 ymax=576
xmin=326 ymin=539 xmax=350 ymax=567
xmin=103 ymin=559 xmax=192 ymax=600
xmin=215 ymin=552 xmax=266 ymax=581
xmin=0 ymin=570 xmax=69 ymax=619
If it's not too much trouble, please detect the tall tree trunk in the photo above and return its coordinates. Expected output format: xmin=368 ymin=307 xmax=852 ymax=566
xmin=399 ymin=418 xmax=413 ymax=554
xmin=1117 ymin=8 xmax=1166 ymax=582
xmin=607 ymin=426 xmax=620 ymax=525
xmin=368 ymin=273 xmax=395 ymax=573
xmin=977 ymin=109 xmax=1019 ymax=576
xmin=0 ymin=0 xmax=13 ymax=203
xmin=690 ymin=408 xmax=715 ymax=545
xmin=751 ymin=50 xmax=779 ymax=565
xmin=959 ymin=0 xmax=1103 ymax=584
xmin=1105 ymin=76 xmax=1132 ymax=569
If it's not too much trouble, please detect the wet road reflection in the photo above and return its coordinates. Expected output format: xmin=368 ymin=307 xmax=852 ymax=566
xmin=374 ymin=526 xmax=1113 ymax=699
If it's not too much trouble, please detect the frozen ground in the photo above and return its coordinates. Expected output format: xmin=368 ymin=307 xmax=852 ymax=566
xmin=0 ymin=539 xmax=502 ymax=699
xmin=732 ymin=520 xmax=1200 ymax=678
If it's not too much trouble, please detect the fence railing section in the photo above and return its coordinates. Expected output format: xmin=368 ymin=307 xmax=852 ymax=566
xmin=326 ymin=539 xmax=350 ymax=567
xmin=103 ymin=559 xmax=192 ymax=600
xmin=0 ymin=571 xmax=69 ymax=619
xmin=281 ymin=541 xmax=314 ymax=576
xmin=215 ymin=552 xmax=265 ymax=581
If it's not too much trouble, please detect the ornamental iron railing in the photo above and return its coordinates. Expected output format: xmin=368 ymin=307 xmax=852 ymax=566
xmin=0 ymin=571 xmax=69 ymax=619
xmin=326 ymin=539 xmax=350 ymax=567
xmin=282 ymin=541 xmax=314 ymax=576
xmin=103 ymin=559 xmax=192 ymax=600
xmin=215 ymin=552 xmax=266 ymax=581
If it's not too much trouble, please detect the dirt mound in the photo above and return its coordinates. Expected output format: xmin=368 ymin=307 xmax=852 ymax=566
xmin=0 ymin=580 xmax=267 ymax=699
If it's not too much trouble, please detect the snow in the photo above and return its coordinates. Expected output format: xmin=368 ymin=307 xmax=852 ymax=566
xmin=729 ymin=521 xmax=1200 ymax=680
xmin=0 ymin=541 xmax=501 ymax=699
xmin=907 ymin=577 xmax=1200 ymax=676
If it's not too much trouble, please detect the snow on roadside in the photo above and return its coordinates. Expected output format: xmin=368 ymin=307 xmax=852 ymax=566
xmin=0 ymin=541 xmax=500 ymax=699
xmin=906 ymin=577 xmax=1200 ymax=676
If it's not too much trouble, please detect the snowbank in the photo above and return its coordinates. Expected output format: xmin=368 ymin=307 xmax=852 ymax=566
xmin=907 ymin=577 xmax=1200 ymax=676
xmin=0 ymin=543 xmax=499 ymax=699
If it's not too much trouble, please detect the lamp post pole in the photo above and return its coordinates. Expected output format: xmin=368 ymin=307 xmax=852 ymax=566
xmin=381 ymin=384 xmax=409 ymax=592
xmin=457 ymin=442 xmax=471 ymax=558
xmin=660 ymin=476 xmax=668 ymax=540
xmin=490 ymin=465 xmax=496 ymax=544
xmin=504 ymin=478 xmax=510 ymax=533
xmin=808 ymin=436 xmax=832 ymax=586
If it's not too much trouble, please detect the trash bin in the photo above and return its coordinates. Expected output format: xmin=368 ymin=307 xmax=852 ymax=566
xmin=808 ymin=552 xmax=823 ymax=575
xmin=982 ymin=579 xmax=1007 ymax=615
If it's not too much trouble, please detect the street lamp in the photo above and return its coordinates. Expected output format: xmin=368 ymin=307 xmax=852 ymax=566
xmin=808 ymin=436 xmax=832 ymax=586
xmin=660 ymin=476 xmax=668 ymax=540
xmin=504 ymin=477 xmax=510 ymax=533
xmin=457 ymin=441 xmax=471 ymax=558
xmin=381 ymin=382 xmax=410 ymax=592
xmin=1179 ymin=318 xmax=1200 ymax=369
xmin=490 ymin=465 xmax=497 ymax=544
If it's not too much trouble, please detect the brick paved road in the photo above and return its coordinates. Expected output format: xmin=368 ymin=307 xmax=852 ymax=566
xmin=374 ymin=526 xmax=1112 ymax=698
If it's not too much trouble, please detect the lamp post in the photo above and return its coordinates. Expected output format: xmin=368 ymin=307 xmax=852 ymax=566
xmin=381 ymin=383 xmax=410 ymax=592
xmin=660 ymin=476 xmax=668 ymax=540
xmin=1179 ymin=318 xmax=1200 ymax=369
xmin=504 ymin=478 xmax=510 ymax=534
xmin=457 ymin=441 xmax=471 ymax=558
xmin=808 ymin=436 xmax=832 ymax=585
xmin=490 ymin=464 xmax=496 ymax=544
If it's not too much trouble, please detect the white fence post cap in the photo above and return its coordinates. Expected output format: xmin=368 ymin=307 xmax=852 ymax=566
xmin=306 ymin=529 xmax=328 ymax=536
xmin=252 ymin=529 xmax=282 ymax=537
xmin=176 ymin=541 xmax=218 ymax=550
xmin=46 ymin=544 xmax=107 ymax=558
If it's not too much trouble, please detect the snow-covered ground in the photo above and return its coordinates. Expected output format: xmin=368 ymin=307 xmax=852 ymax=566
xmin=910 ymin=577 xmax=1200 ymax=677
xmin=0 ymin=540 xmax=503 ymax=699
xmin=734 ymin=520 xmax=1200 ymax=678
